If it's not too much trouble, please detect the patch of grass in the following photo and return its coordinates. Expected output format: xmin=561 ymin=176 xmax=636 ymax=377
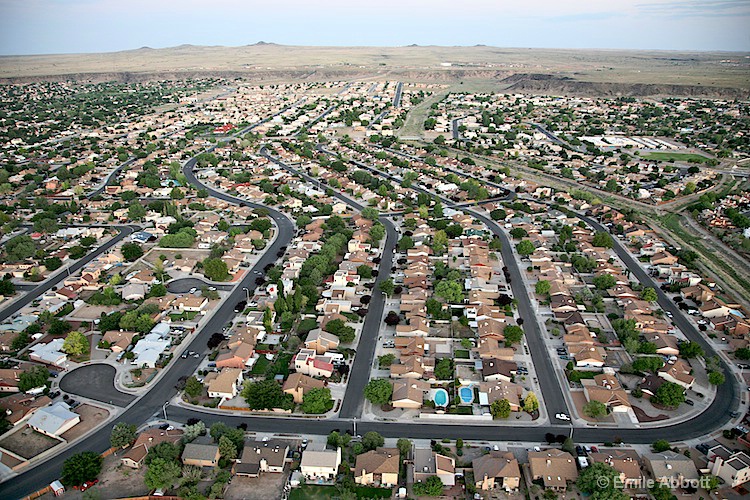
xmin=169 ymin=310 xmax=199 ymax=321
xmin=454 ymin=349 xmax=470 ymax=359
xmin=290 ymin=485 xmax=391 ymax=500
xmin=250 ymin=355 xmax=270 ymax=375
xmin=642 ymin=152 xmax=711 ymax=163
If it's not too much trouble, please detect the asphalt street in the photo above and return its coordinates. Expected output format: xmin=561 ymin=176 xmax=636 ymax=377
xmin=2 ymin=143 xmax=741 ymax=498
xmin=0 ymin=155 xmax=296 ymax=499
xmin=0 ymin=225 xmax=137 ymax=323
xmin=59 ymin=364 xmax=136 ymax=407
xmin=259 ymin=146 xmax=399 ymax=418
xmin=166 ymin=278 xmax=234 ymax=294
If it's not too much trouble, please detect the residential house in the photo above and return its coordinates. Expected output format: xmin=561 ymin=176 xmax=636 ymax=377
xmin=304 ymin=329 xmax=340 ymax=355
xmin=391 ymin=379 xmax=428 ymax=409
xmin=587 ymin=449 xmax=642 ymax=488
xmin=472 ymin=452 xmax=521 ymax=492
xmin=528 ymin=449 xmax=578 ymax=491
xmin=658 ymin=360 xmax=694 ymax=390
xmin=412 ymin=447 xmax=456 ymax=488
xmin=300 ymin=447 xmax=341 ymax=481
xmin=643 ymin=451 xmax=699 ymax=487
xmin=234 ymin=440 xmax=290 ymax=477
xmin=354 ymin=447 xmax=400 ymax=487
xmin=708 ymin=445 xmax=750 ymax=488
xmin=182 ymin=438 xmax=221 ymax=467
xmin=482 ymin=358 xmax=517 ymax=382
xmin=0 ymin=394 xmax=52 ymax=426
xmin=205 ymin=368 xmax=243 ymax=400
xmin=283 ymin=372 xmax=326 ymax=404
xmin=27 ymin=401 xmax=80 ymax=438
xmin=122 ymin=428 xmax=184 ymax=468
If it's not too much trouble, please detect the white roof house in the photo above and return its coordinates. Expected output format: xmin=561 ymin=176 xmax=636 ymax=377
xmin=300 ymin=448 xmax=341 ymax=480
xmin=27 ymin=401 xmax=80 ymax=437
xmin=29 ymin=338 xmax=67 ymax=366
xmin=150 ymin=323 xmax=170 ymax=337
xmin=132 ymin=333 xmax=170 ymax=368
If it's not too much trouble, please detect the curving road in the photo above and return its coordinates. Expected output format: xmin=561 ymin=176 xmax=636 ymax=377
xmin=3 ymin=140 xmax=742 ymax=498
xmin=259 ymin=146 xmax=399 ymax=418
xmin=0 ymin=155 xmax=296 ymax=500
xmin=0 ymin=225 xmax=137 ymax=323
xmin=59 ymin=365 xmax=136 ymax=407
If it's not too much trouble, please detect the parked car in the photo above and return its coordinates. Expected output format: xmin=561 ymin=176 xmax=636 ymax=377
xmin=685 ymin=399 xmax=694 ymax=406
xmin=555 ymin=413 xmax=571 ymax=421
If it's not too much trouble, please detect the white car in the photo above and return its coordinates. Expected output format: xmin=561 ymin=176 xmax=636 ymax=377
xmin=189 ymin=288 xmax=197 ymax=294
xmin=555 ymin=413 xmax=571 ymax=421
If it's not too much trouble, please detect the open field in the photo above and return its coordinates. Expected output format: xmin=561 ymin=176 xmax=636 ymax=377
xmin=642 ymin=152 xmax=712 ymax=163
xmin=0 ymin=45 xmax=748 ymax=96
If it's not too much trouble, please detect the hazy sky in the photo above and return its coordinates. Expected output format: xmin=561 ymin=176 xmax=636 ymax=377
xmin=0 ymin=0 xmax=748 ymax=55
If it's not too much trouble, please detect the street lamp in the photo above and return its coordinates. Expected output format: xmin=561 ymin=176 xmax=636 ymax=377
xmin=242 ymin=287 xmax=250 ymax=302
xmin=162 ymin=401 xmax=169 ymax=421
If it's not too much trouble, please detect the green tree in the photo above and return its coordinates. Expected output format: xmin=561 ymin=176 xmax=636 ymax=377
xmin=503 ymin=325 xmax=524 ymax=346
xmin=679 ymin=341 xmax=704 ymax=359
xmin=378 ymin=353 xmax=396 ymax=368
xmin=490 ymin=209 xmax=507 ymax=221
xmin=301 ymin=388 xmax=334 ymax=414
xmin=44 ymin=256 xmax=63 ymax=271
xmin=145 ymin=457 xmax=181 ymax=490
xmin=509 ymin=227 xmax=528 ymax=239
xmin=128 ymin=202 xmax=147 ymax=221
xmin=652 ymin=440 xmax=671 ymax=452
xmin=110 ymin=422 xmax=137 ymax=448
xmin=170 ymin=187 xmax=185 ymax=200
xmin=18 ymin=365 xmax=49 ymax=392
xmin=145 ymin=442 xmax=181 ymax=465
xmin=357 ymin=264 xmax=373 ymax=279
xmin=364 ymin=379 xmax=392 ymax=405
xmin=709 ymin=371 xmax=726 ymax=385
xmin=5 ymin=234 xmax=35 ymax=261
xmin=241 ymin=380 xmax=293 ymax=410
xmin=535 ymin=280 xmax=551 ymax=296
xmin=523 ymin=392 xmax=540 ymax=413
xmin=490 ymin=399 xmax=512 ymax=419
xmin=651 ymin=381 xmax=685 ymax=408
xmin=650 ymin=484 xmax=677 ymax=500
xmin=435 ymin=280 xmax=463 ymax=303
xmin=516 ymin=239 xmax=535 ymax=256
xmin=121 ymin=243 xmax=144 ymax=262
xmin=378 ymin=278 xmax=395 ymax=297
xmin=361 ymin=207 xmax=379 ymax=220
xmin=577 ymin=462 xmax=627 ymax=500
xmin=434 ymin=358 xmax=453 ymax=380
xmin=362 ymin=431 xmax=384 ymax=451
xmin=397 ymin=235 xmax=414 ymax=251
xmin=62 ymin=331 xmax=88 ymax=356
xmin=184 ymin=376 xmax=203 ymax=398
xmin=592 ymin=231 xmax=614 ymax=248
xmin=593 ymin=274 xmax=617 ymax=290
xmin=583 ymin=400 xmax=607 ymax=419
xmin=397 ymin=438 xmax=411 ymax=457
xmin=202 ymin=258 xmax=229 ymax=281
xmin=641 ymin=287 xmax=658 ymax=302
xmin=218 ymin=435 xmax=237 ymax=461
xmin=61 ymin=451 xmax=103 ymax=486
xmin=413 ymin=476 xmax=444 ymax=496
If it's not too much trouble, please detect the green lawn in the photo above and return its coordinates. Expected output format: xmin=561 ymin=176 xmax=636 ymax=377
xmin=169 ymin=311 xmax=199 ymax=321
xmin=642 ymin=152 xmax=711 ymax=163
xmin=454 ymin=349 xmax=470 ymax=359
xmin=250 ymin=355 xmax=270 ymax=375
xmin=289 ymin=485 xmax=391 ymax=500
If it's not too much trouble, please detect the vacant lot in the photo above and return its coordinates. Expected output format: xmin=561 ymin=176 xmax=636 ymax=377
xmin=0 ymin=426 xmax=62 ymax=459
xmin=224 ymin=470 xmax=290 ymax=500
xmin=60 ymin=404 xmax=110 ymax=442
xmin=39 ymin=454 xmax=149 ymax=500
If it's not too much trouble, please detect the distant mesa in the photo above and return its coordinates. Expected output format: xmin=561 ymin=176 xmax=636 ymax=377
xmin=252 ymin=41 xmax=277 ymax=46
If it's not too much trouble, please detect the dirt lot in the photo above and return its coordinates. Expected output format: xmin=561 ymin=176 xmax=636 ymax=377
xmin=60 ymin=404 xmax=110 ymax=442
xmin=224 ymin=469 xmax=290 ymax=500
xmin=0 ymin=426 xmax=62 ymax=459
xmin=39 ymin=454 xmax=150 ymax=500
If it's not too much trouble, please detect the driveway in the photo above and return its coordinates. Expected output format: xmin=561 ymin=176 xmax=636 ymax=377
xmin=59 ymin=364 xmax=136 ymax=407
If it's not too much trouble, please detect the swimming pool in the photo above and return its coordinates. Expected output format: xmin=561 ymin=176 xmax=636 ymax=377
xmin=458 ymin=386 xmax=474 ymax=404
xmin=433 ymin=388 xmax=449 ymax=407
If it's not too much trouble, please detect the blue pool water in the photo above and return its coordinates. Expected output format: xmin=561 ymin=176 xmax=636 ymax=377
xmin=459 ymin=386 xmax=474 ymax=404
xmin=433 ymin=388 xmax=449 ymax=407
